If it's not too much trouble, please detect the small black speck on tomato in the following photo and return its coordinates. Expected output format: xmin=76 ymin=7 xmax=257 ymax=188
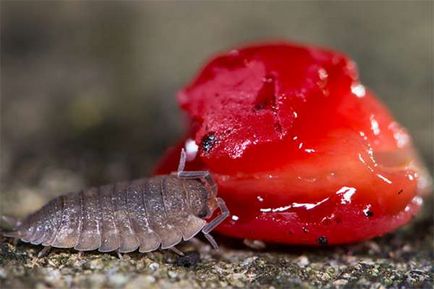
xmin=317 ymin=236 xmax=328 ymax=246
xmin=364 ymin=210 xmax=374 ymax=217
xmin=201 ymin=132 xmax=217 ymax=153
xmin=176 ymin=251 xmax=200 ymax=267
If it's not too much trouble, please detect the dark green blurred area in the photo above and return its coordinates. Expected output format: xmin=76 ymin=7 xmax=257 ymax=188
xmin=1 ymin=1 xmax=432 ymax=207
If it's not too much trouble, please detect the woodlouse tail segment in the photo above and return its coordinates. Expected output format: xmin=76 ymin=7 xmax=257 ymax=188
xmin=1 ymin=215 xmax=21 ymax=229
xmin=202 ymin=198 xmax=229 ymax=249
xmin=0 ymin=215 xmax=22 ymax=239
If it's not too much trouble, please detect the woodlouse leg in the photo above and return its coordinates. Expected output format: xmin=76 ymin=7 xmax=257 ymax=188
xmin=117 ymin=251 xmax=123 ymax=260
xmin=37 ymin=246 xmax=51 ymax=258
xmin=202 ymin=198 xmax=230 ymax=249
xmin=77 ymin=251 xmax=83 ymax=259
xmin=202 ymin=198 xmax=229 ymax=234
xmin=169 ymin=247 xmax=185 ymax=256
xmin=203 ymin=233 xmax=218 ymax=249
xmin=12 ymin=238 xmax=19 ymax=246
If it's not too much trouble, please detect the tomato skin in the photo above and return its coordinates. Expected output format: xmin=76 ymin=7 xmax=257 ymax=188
xmin=155 ymin=42 xmax=431 ymax=245
xmin=217 ymin=196 xmax=422 ymax=245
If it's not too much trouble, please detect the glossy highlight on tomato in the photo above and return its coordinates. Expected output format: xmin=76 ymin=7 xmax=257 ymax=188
xmin=155 ymin=42 xmax=431 ymax=245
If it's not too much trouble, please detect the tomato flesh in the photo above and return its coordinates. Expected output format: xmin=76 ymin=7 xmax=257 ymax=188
xmin=155 ymin=42 xmax=431 ymax=245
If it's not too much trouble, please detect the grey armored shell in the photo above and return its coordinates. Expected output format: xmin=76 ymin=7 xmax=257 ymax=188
xmin=4 ymin=175 xmax=213 ymax=253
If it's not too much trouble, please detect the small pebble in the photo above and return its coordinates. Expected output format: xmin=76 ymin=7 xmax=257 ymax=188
xmin=402 ymin=244 xmax=412 ymax=252
xmin=241 ymin=256 xmax=257 ymax=267
xmin=43 ymin=268 xmax=61 ymax=283
xmin=296 ymin=256 xmax=310 ymax=268
xmin=124 ymin=275 xmax=156 ymax=289
xmin=0 ymin=268 xmax=7 ymax=279
xmin=168 ymin=271 xmax=178 ymax=279
xmin=333 ymin=279 xmax=348 ymax=286
xmin=108 ymin=273 xmax=129 ymax=287
xmin=243 ymin=239 xmax=266 ymax=250
xmin=228 ymin=274 xmax=245 ymax=288
xmin=88 ymin=259 xmax=104 ymax=270
xmin=148 ymin=262 xmax=159 ymax=271
xmin=367 ymin=241 xmax=381 ymax=253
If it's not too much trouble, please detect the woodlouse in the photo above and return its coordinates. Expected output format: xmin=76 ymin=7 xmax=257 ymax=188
xmin=1 ymin=149 xmax=229 ymax=257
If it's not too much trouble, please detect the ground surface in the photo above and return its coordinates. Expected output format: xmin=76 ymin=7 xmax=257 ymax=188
xmin=0 ymin=199 xmax=432 ymax=289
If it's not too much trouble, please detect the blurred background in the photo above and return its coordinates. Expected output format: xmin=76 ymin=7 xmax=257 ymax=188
xmin=1 ymin=1 xmax=432 ymax=215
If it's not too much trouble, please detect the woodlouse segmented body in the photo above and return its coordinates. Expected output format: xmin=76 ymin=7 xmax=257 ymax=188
xmin=2 ymin=150 xmax=229 ymax=254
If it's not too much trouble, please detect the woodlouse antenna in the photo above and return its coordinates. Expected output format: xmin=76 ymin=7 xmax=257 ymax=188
xmin=177 ymin=148 xmax=187 ymax=173
xmin=176 ymin=150 xmax=217 ymax=196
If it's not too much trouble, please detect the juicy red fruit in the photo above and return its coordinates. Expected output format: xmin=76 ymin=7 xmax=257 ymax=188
xmin=156 ymin=42 xmax=431 ymax=245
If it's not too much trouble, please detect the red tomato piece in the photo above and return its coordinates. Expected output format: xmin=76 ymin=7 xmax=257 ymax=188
xmin=155 ymin=42 xmax=431 ymax=245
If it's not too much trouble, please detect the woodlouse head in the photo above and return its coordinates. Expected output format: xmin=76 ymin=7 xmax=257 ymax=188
xmin=183 ymin=178 xmax=218 ymax=219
